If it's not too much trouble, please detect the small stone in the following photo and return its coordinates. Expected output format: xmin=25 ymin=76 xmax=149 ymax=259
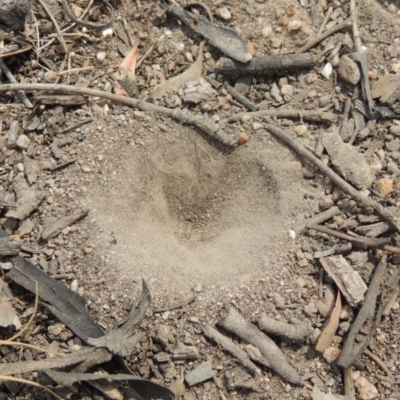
xmin=70 ymin=279 xmax=78 ymax=292
xmin=252 ymin=122 xmax=262 ymax=131
xmin=392 ymin=63 xmax=400 ymax=73
xmin=354 ymin=376 xmax=379 ymax=400
xmin=17 ymin=163 xmax=24 ymax=172
xmin=47 ymin=196 xmax=54 ymax=204
xmin=96 ymin=52 xmax=106 ymax=62
xmin=388 ymin=3 xmax=397 ymax=13
xmin=241 ymin=115 xmax=251 ymax=122
xmin=16 ymin=135 xmax=30 ymax=149
xmin=321 ymin=62 xmax=333 ymax=79
xmin=238 ymin=133 xmax=249 ymax=144
xmin=339 ymin=321 xmax=350 ymax=333
xmin=18 ymin=219 xmax=35 ymax=236
xmin=295 ymin=277 xmax=307 ymax=287
xmin=323 ymin=347 xmax=341 ymax=363
xmin=287 ymin=20 xmax=304 ymax=32
xmin=185 ymin=361 xmax=214 ymax=387
xmin=273 ymin=293 xmax=285 ymax=309
xmin=154 ymin=352 xmax=170 ymax=363
xmin=133 ymin=110 xmax=145 ymax=119
xmin=390 ymin=125 xmax=400 ymax=136
xmin=216 ymin=7 xmax=231 ymax=20
xmin=305 ymin=73 xmax=318 ymax=84
xmin=319 ymin=195 xmax=334 ymax=210
xmin=368 ymin=70 xmax=378 ymax=80
xmin=185 ymin=52 xmax=193 ymax=63
xmin=294 ymin=124 xmax=307 ymax=136
xmin=190 ymin=316 xmax=199 ymax=323
xmin=304 ymin=302 xmax=318 ymax=316
xmin=376 ymin=178 xmax=393 ymax=196
xmin=262 ymin=26 xmax=273 ymax=38
xmin=280 ymin=84 xmax=293 ymax=97
xmin=338 ymin=55 xmax=361 ymax=85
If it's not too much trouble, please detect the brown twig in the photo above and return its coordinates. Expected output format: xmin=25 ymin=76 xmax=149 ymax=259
xmin=308 ymin=224 xmax=400 ymax=254
xmin=225 ymin=85 xmax=257 ymax=111
xmin=265 ymin=124 xmax=400 ymax=233
xmin=364 ymin=349 xmax=394 ymax=379
xmin=226 ymin=109 xmax=338 ymax=124
xmin=0 ymin=60 xmax=33 ymax=108
xmin=317 ymin=5 xmax=333 ymax=37
xmin=296 ymin=18 xmax=353 ymax=53
xmin=153 ymin=294 xmax=195 ymax=313
xmin=337 ymin=254 xmax=387 ymax=368
xmin=0 ymin=83 xmax=237 ymax=147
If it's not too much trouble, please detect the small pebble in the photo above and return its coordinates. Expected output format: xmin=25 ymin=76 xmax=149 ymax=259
xmin=17 ymin=163 xmax=24 ymax=172
xmin=47 ymin=196 xmax=54 ymax=204
xmin=294 ymin=124 xmax=307 ymax=136
xmin=262 ymin=26 xmax=273 ymax=38
xmin=390 ymin=125 xmax=400 ymax=136
xmin=388 ymin=3 xmax=397 ymax=13
xmin=280 ymin=84 xmax=293 ymax=97
xmin=287 ymin=20 xmax=304 ymax=32
xmin=96 ymin=52 xmax=106 ymax=62
xmin=133 ymin=110 xmax=145 ymax=119
xmin=70 ymin=279 xmax=78 ymax=292
xmin=321 ymin=62 xmax=333 ymax=79
xmin=216 ymin=7 xmax=231 ymax=20
xmin=368 ymin=69 xmax=378 ymax=80
xmin=238 ymin=133 xmax=249 ymax=144
xmin=392 ymin=63 xmax=400 ymax=73
xmin=252 ymin=122 xmax=262 ymax=131
xmin=338 ymin=55 xmax=361 ymax=85
xmin=16 ymin=134 xmax=30 ymax=149
xmin=376 ymin=178 xmax=394 ymax=196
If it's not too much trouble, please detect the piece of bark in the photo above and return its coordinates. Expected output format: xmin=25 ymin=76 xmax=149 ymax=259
xmin=354 ymin=221 xmax=393 ymax=238
xmin=0 ymin=236 xmax=19 ymax=256
xmin=45 ymin=370 xmax=175 ymax=400
xmin=150 ymin=42 xmax=204 ymax=100
xmin=162 ymin=2 xmax=250 ymax=63
xmin=258 ymin=314 xmax=311 ymax=343
xmin=218 ymin=306 xmax=303 ymax=384
xmin=227 ymin=109 xmax=338 ymax=124
xmin=316 ymin=292 xmax=341 ymax=353
xmin=319 ymin=255 xmax=367 ymax=307
xmin=185 ymin=361 xmax=214 ymax=387
xmin=0 ymin=0 xmax=31 ymax=31
xmin=7 ymin=255 xmax=104 ymax=343
xmin=89 ymin=278 xmax=150 ymax=357
xmin=215 ymin=53 xmax=315 ymax=75
xmin=202 ymin=323 xmax=261 ymax=375
xmin=35 ymin=95 xmax=87 ymax=106
xmin=23 ymin=156 xmax=39 ymax=185
xmin=295 ymin=206 xmax=340 ymax=234
xmin=41 ymin=208 xmax=89 ymax=240
xmin=5 ymin=191 xmax=45 ymax=220
xmin=245 ymin=344 xmax=272 ymax=370
xmin=0 ymin=347 xmax=111 ymax=376
xmin=337 ymin=254 xmax=387 ymax=368
xmin=172 ymin=343 xmax=199 ymax=361
xmin=371 ymin=75 xmax=400 ymax=105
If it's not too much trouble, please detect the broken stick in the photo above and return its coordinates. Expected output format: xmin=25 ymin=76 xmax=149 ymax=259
xmin=265 ymin=124 xmax=400 ymax=233
xmin=0 ymin=83 xmax=237 ymax=147
xmin=337 ymin=254 xmax=387 ymax=368
xmin=217 ymin=305 xmax=303 ymax=384
xmin=202 ymin=324 xmax=261 ymax=375
xmin=214 ymin=53 xmax=315 ymax=75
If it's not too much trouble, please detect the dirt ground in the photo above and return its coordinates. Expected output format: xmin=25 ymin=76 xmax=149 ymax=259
xmin=2 ymin=0 xmax=400 ymax=399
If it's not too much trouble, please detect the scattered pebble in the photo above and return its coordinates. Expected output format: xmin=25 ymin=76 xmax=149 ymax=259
xmin=216 ymin=7 xmax=232 ymax=20
xmin=321 ymin=62 xmax=333 ymax=79
xmin=238 ymin=133 xmax=249 ymax=144
xmin=354 ymin=374 xmax=380 ymax=400
xmin=338 ymin=55 xmax=361 ymax=85
xmin=252 ymin=122 xmax=262 ymax=131
xmin=262 ymin=26 xmax=273 ymax=38
xmin=294 ymin=124 xmax=307 ymax=136
xmin=376 ymin=178 xmax=394 ymax=196
xmin=96 ymin=52 xmax=106 ymax=62
xmin=392 ymin=63 xmax=400 ymax=73
xmin=16 ymin=135 xmax=30 ymax=149
xmin=287 ymin=20 xmax=304 ymax=32
xmin=388 ymin=3 xmax=397 ymax=13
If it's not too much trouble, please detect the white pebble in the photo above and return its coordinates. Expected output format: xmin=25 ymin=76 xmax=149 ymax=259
xmin=280 ymin=84 xmax=293 ymax=96
xmin=321 ymin=62 xmax=333 ymax=79
xmin=216 ymin=7 xmax=231 ymax=20
xmin=262 ymin=26 xmax=273 ymax=38
xmin=253 ymin=122 xmax=262 ymax=131
xmin=17 ymin=163 xmax=24 ymax=172
xmin=70 ymin=279 xmax=78 ymax=292
xmin=388 ymin=3 xmax=397 ymax=13
xmin=294 ymin=125 xmax=308 ymax=136
xmin=289 ymin=230 xmax=296 ymax=240
xmin=287 ymin=20 xmax=304 ymax=32
xmin=96 ymin=52 xmax=106 ymax=62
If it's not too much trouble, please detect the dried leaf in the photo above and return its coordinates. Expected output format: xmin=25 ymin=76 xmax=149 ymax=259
xmin=0 ymin=295 xmax=21 ymax=330
xmin=114 ymin=38 xmax=140 ymax=96
xmin=150 ymin=42 xmax=204 ymax=99
xmin=316 ymin=292 xmax=341 ymax=353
